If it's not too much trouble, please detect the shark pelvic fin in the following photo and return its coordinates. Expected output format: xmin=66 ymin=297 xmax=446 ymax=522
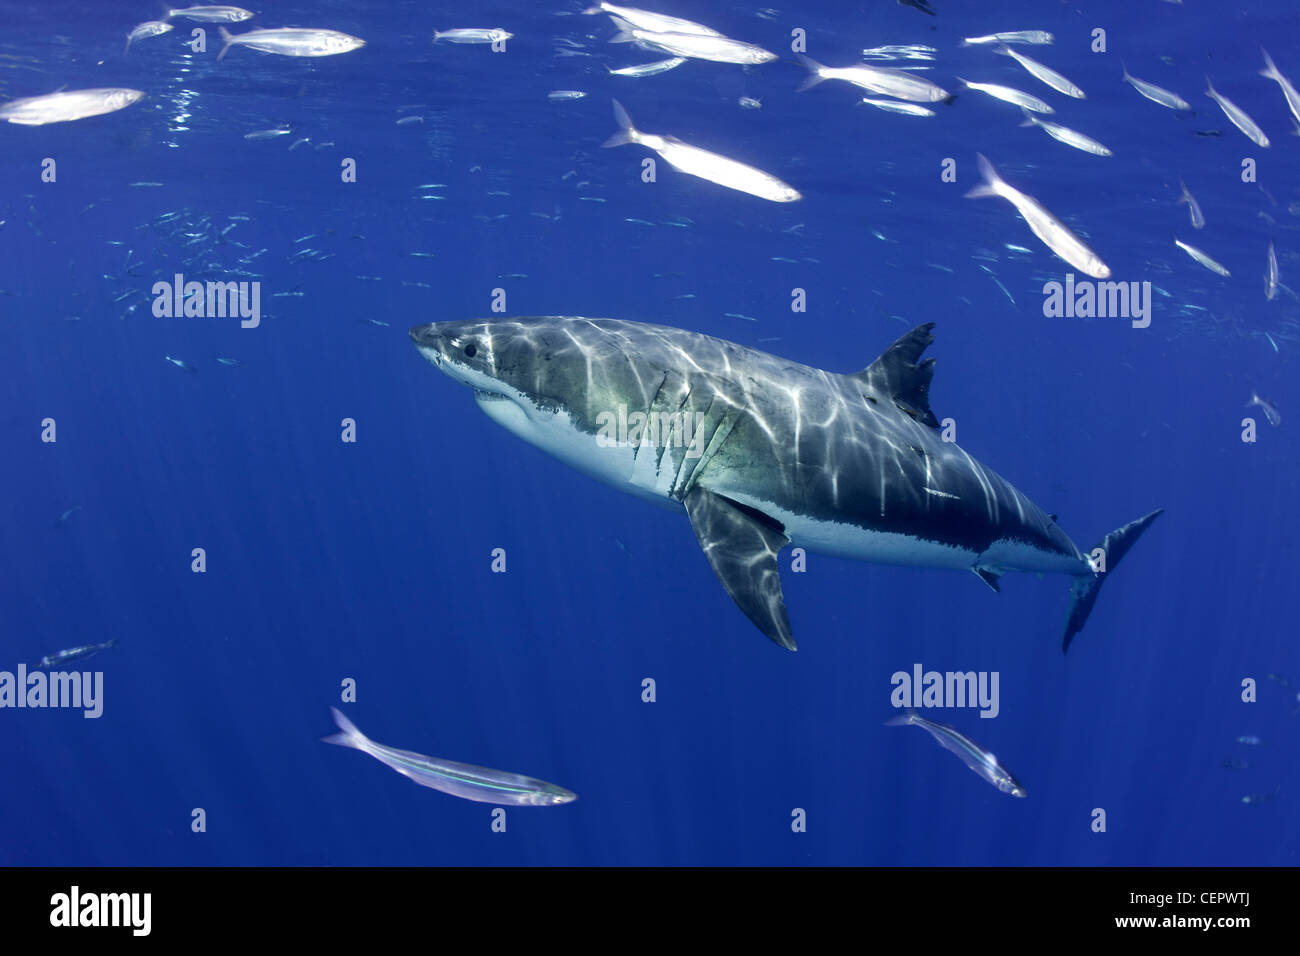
xmin=855 ymin=322 xmax=939 ymax=427
xmin=683 ymin=487 xmax=795 ymax=650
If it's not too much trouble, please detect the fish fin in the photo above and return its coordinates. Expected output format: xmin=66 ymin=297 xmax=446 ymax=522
xmin=972 ymin=567 xmax=1002 ymax=593
xmin=322 ymin=707 xmax=368 ymax=749
xmin=217 ymin=26 xmax=234 ymax=61
xmin=682 ymin=486 xmax=794 ymax=651
xmin=853 ymin=322 xmax=939 ymax=428
xmin=1204 ymin=74 xmax=1216 ymax=96
xmin=1120 ymin=61 xmax=1131 ymax=81
xmin=607 ymin=15 xmax=637 ymax=42
xmin=884 ymin=708 xmax=919 ymax=726
xmin=992 ymin=42 xmax=1013 ymax=57
xmin=601 ymin=99 xmax=638 ymax=148
xmin=794 ymin=55 xmax=827 ymax=92
xmin=962 ymin=152 xmax=1002 ymax=200
xmin=1260 ymin=48 xmax=1280 ymax=81
xmin=1062 ymin=509 xmax=1164 ymax=653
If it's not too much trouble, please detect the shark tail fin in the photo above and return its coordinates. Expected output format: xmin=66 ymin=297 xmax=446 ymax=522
xmin=322 ymin=707 xmax=368 ymax=749
xmin=1062 ymin=509 xmax=1164 ymax=653
xmin=602 ymin=99 xmax=638 ymax=148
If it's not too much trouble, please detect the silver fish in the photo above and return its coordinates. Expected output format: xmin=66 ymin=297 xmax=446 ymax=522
xmin=611 ymin=22 xmax=776 ymax=65
xmin=1247 ymin=391 xmax=1280 ymax=426
xmin=603 ymin=100 xmax=800 ymax=202
xmin=1242 ymin=787 xmax=1281 ymax=805
xmin=125 ymin=20 xmax=173 ymax=53
xmin=886 ymin=710 xmax=1026 ymax=798
xmin=860 ymin=97 xmax=935 ymax=116
xmin=0 ymin=88 xmax=144 ymax=125
xmin=164 ymin=354 xmax=198 ymax=374
xmin=996 ymin=44 xmax=1085 ymax=98
xmin=548 ymin=90 xmax=587 ymax=102
xmin=799 ymin=55 xmax=949 ymax=102
xmin=965 ymin=153 xmax=1110 ymax=278
xmin=1019 ymin=109 xmax=1111 ymax=156
xmin=323 ymin=708 xmax=577 ymax=806
xmin=1177 ymin=179 xmax=1205 ymax=229
xmin=583 ymin=2 xmax=721 ymax=37
xmin=1260 ymin=49 xmax=1300 ymax=124
xmin=1205 ymin=75 xmax=1270 ymax=148
xmin=1174 ymin=237 xmax=1231 ymax=276
xmin=606 ymin=57 xmax=686 ymax=77
xmin=244 ymin=127 xmax=292 ymax=140
xmin=1266 ymin=240 xmax=1279 ymax=300
xmin=956 ymin=77 xmax=1053 ymax=113
xmin=962 ymin=30 xmax=1053 ymax=46
xmin=432 ymin=28 xmax=513 ymax=44
xmin=165 ymin=5 xmax=253 ymax=22
xmin=1122 ymin=63 xmax=1190 ymax=111
xmin=738 ymin=96 xmax=762 ymax=110
xmin=34 ymin=639 xmax=117 ymax=670
xmin=218 ymin=27 xmax=366 ymax=59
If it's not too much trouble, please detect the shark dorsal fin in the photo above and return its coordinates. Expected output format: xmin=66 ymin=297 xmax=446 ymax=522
xmin=853 ymin=323 xmax=939 ymax=428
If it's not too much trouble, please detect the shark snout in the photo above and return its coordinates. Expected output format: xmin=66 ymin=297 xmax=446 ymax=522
xmin=409 ymin=323 xmax=439 ymax=348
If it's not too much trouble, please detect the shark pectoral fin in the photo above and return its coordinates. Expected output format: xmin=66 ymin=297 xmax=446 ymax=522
xmin=972 ymin=567 xmax=1002 ymax=593
xmin=682 ymin=487 xmax=795 ymax=650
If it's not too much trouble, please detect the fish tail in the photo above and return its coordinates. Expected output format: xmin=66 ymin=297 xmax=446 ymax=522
xmin=1061 ymin=510 xmax=1164 ymax=653
xmin=217 ymin=26 xmax=234 ymax=61
xmin=322 ymin=707 xmax=368 ymax=750
xmin=884 ymin=708 xmax=919 ymax=727
xmin=794 ymin=55 xmax=827 ymax=92
xmin=601 ymin=99 xmax=638 ymax=148
xmin=1260 ymin=48 xmax=1280 ymax=81
xmin=607 ymin=16 xmax=637 ymax=43
xmin=1017 ymin=107 xmax=1037 ymax=128
xmin=1204 ymin=73 xmax=1216 ymax=96
xmin=1120 ymin=60 xmax=1130 ymax=81
xmin=963 ymin=152 xmax=1002 ymax=200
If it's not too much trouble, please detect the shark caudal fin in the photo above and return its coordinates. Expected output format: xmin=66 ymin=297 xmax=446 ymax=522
xmin=1062 ymin=509 xmax=1164 ymax=653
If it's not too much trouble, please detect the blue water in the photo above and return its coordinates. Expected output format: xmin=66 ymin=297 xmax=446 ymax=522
xmin=2 ymin=0 xmax=1297 ymax=866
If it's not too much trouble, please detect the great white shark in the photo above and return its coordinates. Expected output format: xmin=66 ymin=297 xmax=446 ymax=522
xmin=410 ymin=317 xmax=1161 ymax=652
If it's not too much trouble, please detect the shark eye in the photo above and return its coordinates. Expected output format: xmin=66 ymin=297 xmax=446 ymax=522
xmin=463 ymin=343 xmax=478 ymax=358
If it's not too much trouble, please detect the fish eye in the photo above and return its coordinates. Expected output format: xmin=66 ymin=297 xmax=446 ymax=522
xmin=463 ymin=343 xmax=478 ymax=358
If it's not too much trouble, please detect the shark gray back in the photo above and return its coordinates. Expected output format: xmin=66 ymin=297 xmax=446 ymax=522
xmin=410 ymin=317 xmax=1161 ymax=653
